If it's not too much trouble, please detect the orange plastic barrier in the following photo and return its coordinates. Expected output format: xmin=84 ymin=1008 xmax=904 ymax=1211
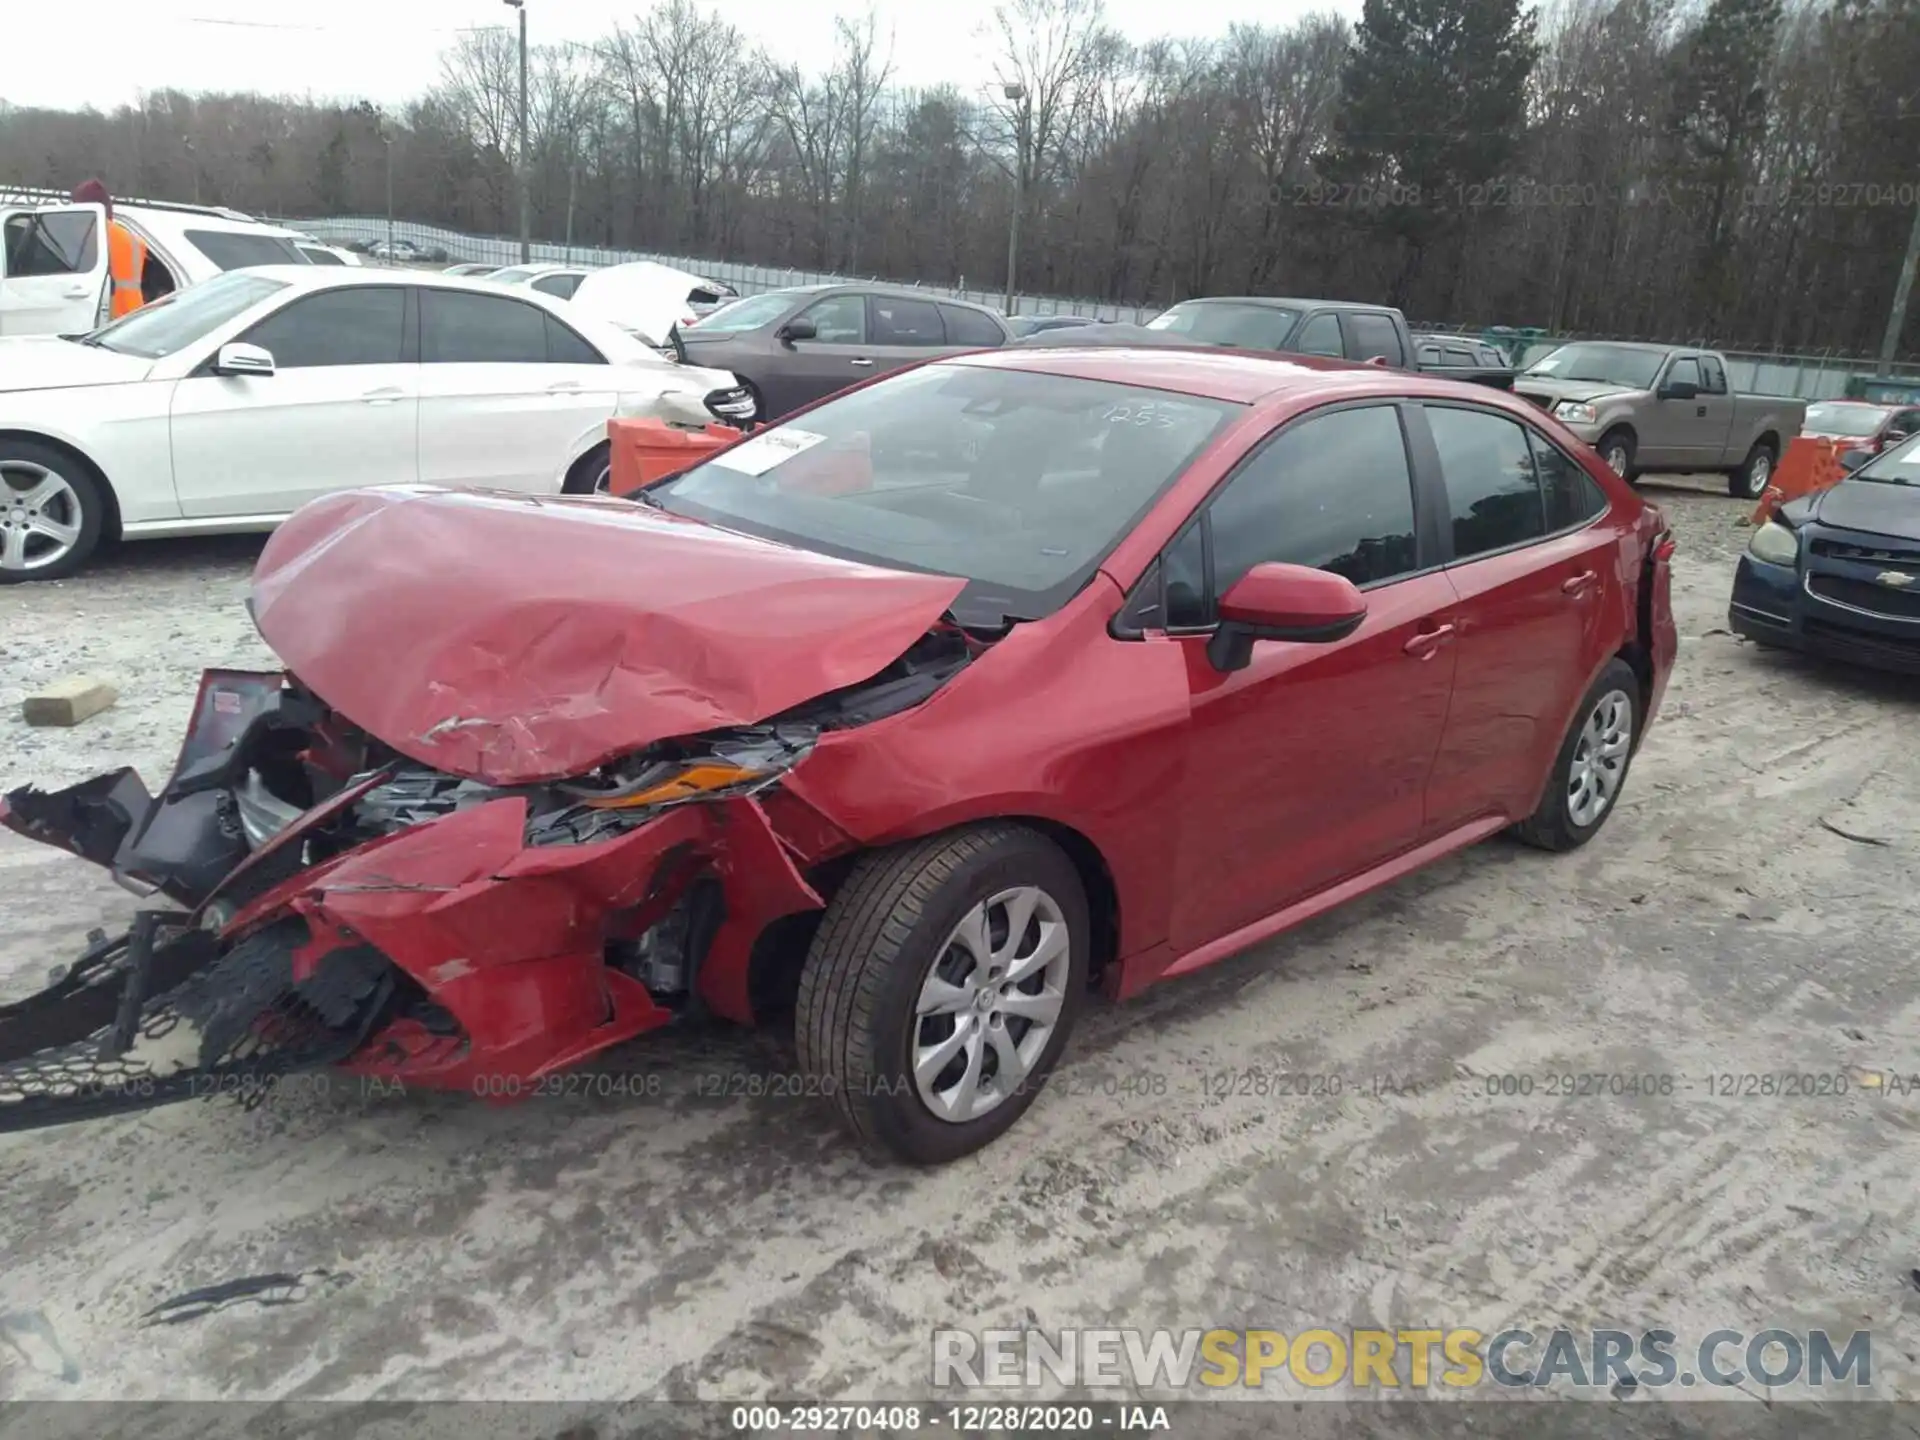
xmin=605 ymin=418 xmax=744 ymax=497
xmin=1750 ymin=436 xmax=1849 ymax=524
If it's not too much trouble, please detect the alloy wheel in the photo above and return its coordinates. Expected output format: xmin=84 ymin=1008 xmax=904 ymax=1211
xmin=1567 ymin=688 xmax=1634 ymax=828
xmin=1605 ymin=444 xmax=1630 ymax=477
xmin=1744 ymin=451 xmax=1771 ymax=498
xmin=0 ymin=462 xmax=84 ymax=574
xmin=912 ymin=886 xmax=1071 ymax=1123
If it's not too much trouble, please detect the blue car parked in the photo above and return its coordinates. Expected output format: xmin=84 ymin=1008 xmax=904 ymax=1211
xmin=1730 ymin=432 xmax=1920 ymax=674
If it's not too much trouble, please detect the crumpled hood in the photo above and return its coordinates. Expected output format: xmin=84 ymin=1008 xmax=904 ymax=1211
xmin=250 ymin=485 xmax=967 ymax=785
xmin=1510 ymin=376 xmax=1640 ymax=406
xmin=0 ymin=336 xmax=154 ymax=393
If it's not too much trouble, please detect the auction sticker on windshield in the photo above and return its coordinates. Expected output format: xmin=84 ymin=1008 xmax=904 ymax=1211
xmin=711 ymin=428 xmax=829 ymax=477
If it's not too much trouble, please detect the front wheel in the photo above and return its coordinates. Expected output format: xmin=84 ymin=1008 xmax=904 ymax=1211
xmin=795 ymin=824 xmax=1089 ymax=1164
xmin=1513 ymin=658 xmax=1642 ymax=852
xmin=1729 ymin=441 xmax=1776 ymax=499
xmin=0 ymin=441 xmax=107 ymax=583
xmin=1596 ymin=428 xmax=1636 ymax=482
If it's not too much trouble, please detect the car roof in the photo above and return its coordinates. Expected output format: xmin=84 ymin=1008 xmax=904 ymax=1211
xmin=759 ymin=282 xmax=1000 ymax=312
xmin=949 ymin=343 xmax=1500 ymax=405
xmin=238 ymin=265 xmax=592 ymax=301
xmin=1173 ymin=296 xmax=1396 ymax=313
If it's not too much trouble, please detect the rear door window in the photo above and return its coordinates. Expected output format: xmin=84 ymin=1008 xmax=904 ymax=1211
xmin=1344 ymin=312 xmax=1405 ymax=365
xmin=938 ymin=303 xmax=1005 ymax=347
xmin=869 ymin=296 xmax=946 ymax=346
xmin=1529 ymin=430 xmax=1609 ymax=530
xmin=422 ymin=289 xmax=549 ymax=363
xmin=532 ymin=272 xmax=582 ymax=299
xmin=1425 ymin=405 xmax=1549 ymax=559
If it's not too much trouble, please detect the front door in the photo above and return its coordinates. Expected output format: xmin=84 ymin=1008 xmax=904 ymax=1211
xmin=1643 ymin=353 xmax=1706 ymax=469
xmin=169 ymin=284 xmax=418 ymax=518
xmin=1168 ymin=402 xmax=1459 ymax=953
xmin=760 ymin=292 xmax=878 ymax=416
xmin=1414 ymin=403 xmax=1620 ymax=829
xmin=0 ymin=204 xmax=108 ymax=336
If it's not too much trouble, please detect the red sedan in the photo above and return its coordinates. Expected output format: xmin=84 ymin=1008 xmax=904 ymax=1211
xmin=0 ymin=348 xmax=1677 ymax=1163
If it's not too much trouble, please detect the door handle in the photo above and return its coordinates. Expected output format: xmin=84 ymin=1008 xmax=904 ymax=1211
xmin=849 ymin=358 xmax=875 ymax=367
xmin=63 ymin=286 xmax=91 ymax=299
xmin=1561 ymin=570 xmax=1598 ymax=596
xmin=1403 ymin=623 xmax=1455 ymax=659
xmin=546 ymin=381 xmax=583 ymax=392
xmin=361 ymin=387 xmax=405 ymax=405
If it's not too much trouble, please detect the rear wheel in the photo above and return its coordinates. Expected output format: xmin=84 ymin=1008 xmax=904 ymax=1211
xmin=0 ymin=441 xmax=107 ymax=583
xmin=795 ymin=824 xmax=1089 ymax=1164
xmin=1729 ymin=441 xmax=1776 ymax=499
xmin=1514 ymin=658 xmax=1642 ymax=852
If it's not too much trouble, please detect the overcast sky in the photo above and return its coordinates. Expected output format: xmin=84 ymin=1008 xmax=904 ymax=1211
xmin=2 ymin=0 xmax=1360 ymax=112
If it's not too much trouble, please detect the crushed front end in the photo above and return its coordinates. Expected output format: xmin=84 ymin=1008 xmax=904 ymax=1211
xmin=0 ymin=624 xmax=976 ymax=1133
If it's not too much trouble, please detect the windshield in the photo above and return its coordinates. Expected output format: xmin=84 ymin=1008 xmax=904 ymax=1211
xmin=1851 ymin=432 xmax=1920 ymax=487
xmin=686 ymin=292 xmax=797 ymax=334
xmin=1143 ymin=302 xmax=1299 ymax=350
xmin=184 ymin=229 xmax=308 ymax=270
xmin=652 ymin=363 xmax=1241 ymax=624
xmin=1803 ymin=403 xmax=1888 ymax=438
xmin=1523 ymin=344 xmax=1665 ymax=388
xmin=81 ymin=270 xmax=287 ymax=358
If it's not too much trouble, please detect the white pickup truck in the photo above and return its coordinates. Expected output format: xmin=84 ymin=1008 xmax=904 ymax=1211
xmin=0 ymin=190 xmax=314 ymax=336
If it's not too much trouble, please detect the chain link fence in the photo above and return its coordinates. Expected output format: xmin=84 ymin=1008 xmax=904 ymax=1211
xmin=279 ymin=215 xmax=1157 ymax=323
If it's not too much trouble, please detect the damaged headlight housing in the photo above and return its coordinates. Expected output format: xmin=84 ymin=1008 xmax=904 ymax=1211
xmin=1747 ymin=519 xmax=1800 ymax=566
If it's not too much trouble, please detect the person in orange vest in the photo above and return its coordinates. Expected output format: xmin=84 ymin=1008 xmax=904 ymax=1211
xmin=70 ymin=179 xmax=147 ymax=320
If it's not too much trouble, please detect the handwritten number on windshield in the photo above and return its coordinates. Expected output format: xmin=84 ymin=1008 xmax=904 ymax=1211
xmin=1102 ymin=402 xmax=1176 ymax=429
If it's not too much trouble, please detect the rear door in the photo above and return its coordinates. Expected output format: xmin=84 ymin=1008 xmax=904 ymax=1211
xmin=416 ymin=287 xmax=619 ymax=492
xmin=864 ymin=294 xmax=952 ymax=373
xmin=937 ymin=302 xmax=1008 ymax=350
xmin=0 ymin=204 xmax=108 ymax=335
xmin=169 ymin=283 xmax=417 ymax=517
xmin=1414 ymin=402 xmax=1620 ymax=830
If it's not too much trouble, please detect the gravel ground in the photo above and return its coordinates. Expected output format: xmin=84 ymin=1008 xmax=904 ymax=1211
xmin=0 ymin=477 xmax=1916 ymax=1411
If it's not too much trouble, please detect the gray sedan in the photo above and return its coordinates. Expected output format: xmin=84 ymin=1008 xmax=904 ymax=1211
xmin=674 ymin=284 xmax=1014 ymax=420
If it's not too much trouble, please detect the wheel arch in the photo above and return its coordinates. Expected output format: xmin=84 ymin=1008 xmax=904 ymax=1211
xmin=0 ymin=429 xmax=123 ymax=543
xmin=746 ymin=811 xmax=1124 ymax=1026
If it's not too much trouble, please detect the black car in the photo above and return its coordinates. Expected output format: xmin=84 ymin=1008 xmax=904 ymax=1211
xmin=1729 ymin=434 xmax=1920 ymax=674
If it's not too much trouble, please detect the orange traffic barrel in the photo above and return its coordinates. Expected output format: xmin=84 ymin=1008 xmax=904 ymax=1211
xmin=605 ymin=418 xmax=744 ymax=497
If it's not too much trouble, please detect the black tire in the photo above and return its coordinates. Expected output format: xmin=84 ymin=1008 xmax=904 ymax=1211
xmin=561 ymin=440 xmax=612 ymax=495
xmin=1514 ymin=658 xmax=1643 ymax=853
xmin=740 ymin=379 xmax=769 ymax=425
xmin=1729 ymin=440 xmax=1777 ymax=500
xmin=1596 ymin=428 xmax=1636 ymax=482
xmin=795 ymin=823 xmax=1090 ymax=1164
xmin=0 ymin=439 xmax=108 ymax=584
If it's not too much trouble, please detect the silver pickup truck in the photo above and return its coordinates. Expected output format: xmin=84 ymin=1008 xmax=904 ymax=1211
xmin=1512 ymin=342 xmax=1807 ymax=498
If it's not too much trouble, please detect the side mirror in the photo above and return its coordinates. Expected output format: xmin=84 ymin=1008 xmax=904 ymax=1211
xmin=1657 ymin=379 xmax=1698 ymax=401
xmin=777 ymin=318 xmax=817 ymax=345
xmin=1839 ymin=448 xmax=1872 ymax=473
xmin=214 ymin=342 xmax=275 ymax=377
xmin=1206 ymin=562 xmax=1368 ymax=673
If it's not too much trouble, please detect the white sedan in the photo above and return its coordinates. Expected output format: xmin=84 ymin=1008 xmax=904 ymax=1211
xmin=0 ymin=267 xmax=752 ymax=581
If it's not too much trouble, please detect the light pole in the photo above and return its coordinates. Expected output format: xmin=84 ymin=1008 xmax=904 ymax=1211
xmin=503 ymin=0 xmax=531 ymax=263
xmin=1002 ymin=82 xmax=1026 ymax=315
xmin=1880 ymin=196 xmax=1920 ymax=372
xmin=382 ymin=129 xmax=395 ymax=258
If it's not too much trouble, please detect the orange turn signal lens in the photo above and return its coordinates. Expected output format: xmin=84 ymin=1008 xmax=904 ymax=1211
xmin=580 ymin=762 xmax=761 ymax=810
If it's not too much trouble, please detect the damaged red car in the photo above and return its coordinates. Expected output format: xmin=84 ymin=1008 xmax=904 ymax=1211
xmin=0 ymin=348 xmax=1677 ymax=1163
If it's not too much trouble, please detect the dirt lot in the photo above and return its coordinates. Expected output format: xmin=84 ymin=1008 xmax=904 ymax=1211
xmin=0 ymin=477 xmax=1916 ymax=1410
